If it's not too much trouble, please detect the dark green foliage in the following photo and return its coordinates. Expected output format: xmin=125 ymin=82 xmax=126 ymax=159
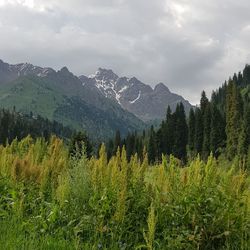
xmin=106 ymin=65 xmax=250 ymax=164
xmin=69 ymin=131 xmax=93 ymax=159
xmin=210 ymin=104 xmax=226 ymax=156
xmin=0 ymin=108 xmax=73 ymax=145
xmin=194 ymin=108 xmax=203 ymax=154
xmin=238 ymin=105 xmax=250 ymax=156
xmin=148 ymin=126 xmax=157 ymax=164
xmin=243 ymin=64 xmax=250 ymax=87
xmin=113 ymin=130 xmax=121 ymax=154
xmin=202 ymin=103 xmax=211 ymax=158
xmin=172 ymin=103 xmax=188 ymax=161
xmin=188 ymin=108 xmax=196 ymax=152
xmin=225 ymin=81 xmax=243 ymax=159
xmin=200 ymin=90 xmax=209 ymax=116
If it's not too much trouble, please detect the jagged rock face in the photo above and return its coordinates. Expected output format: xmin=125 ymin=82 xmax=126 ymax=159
xmin=81 ymin=68 xmax=192 ymax=121
xmin=0 ymin=59 xmax=55 ymax=84
xmin=0 ymin=60 xmax=145 ymax=140
xmin=0 ymin=59 xmax=192 ymax=135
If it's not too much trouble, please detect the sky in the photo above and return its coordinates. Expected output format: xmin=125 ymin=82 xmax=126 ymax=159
xmin=0 ymin=0 xmax=250 ymax=104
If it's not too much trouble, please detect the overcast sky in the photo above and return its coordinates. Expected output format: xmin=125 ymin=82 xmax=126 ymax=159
xmin=0 ymin=0 xmax=250 ymax=104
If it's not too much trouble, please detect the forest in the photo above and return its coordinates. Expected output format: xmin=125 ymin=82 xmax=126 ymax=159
xmin=0 ymin=66 xmax=250 ymax=249
xmin=106 ymin=65 xmax=250 ymax=167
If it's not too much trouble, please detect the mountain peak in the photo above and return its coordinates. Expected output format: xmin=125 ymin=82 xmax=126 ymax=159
xmin=154 ymin=82 xmax=170 ymax=93
xmin=91 ymin=68 xmax=119 ymax=81
xmin=59 ymin=66 xmax=70 ymax=73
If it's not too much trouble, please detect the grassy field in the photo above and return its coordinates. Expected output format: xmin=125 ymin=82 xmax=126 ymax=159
xmin=0 ymin=136 xmax=249 ymax=249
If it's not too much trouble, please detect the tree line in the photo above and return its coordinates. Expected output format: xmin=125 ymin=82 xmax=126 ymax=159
xmin=106 ymin=64 xmax=250 ymax=165
xmin=0 ymin=108 xmax=74 ymax=145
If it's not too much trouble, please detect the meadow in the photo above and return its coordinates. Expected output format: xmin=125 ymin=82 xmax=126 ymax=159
xmin=0 ymin=136 xmax=249 ymax=249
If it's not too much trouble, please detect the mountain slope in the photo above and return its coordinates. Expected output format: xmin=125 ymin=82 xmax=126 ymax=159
xmin=80 ymin=68 xmax=192 ymax=121
xmin=0 ymin=60 xmax=145 ymax=140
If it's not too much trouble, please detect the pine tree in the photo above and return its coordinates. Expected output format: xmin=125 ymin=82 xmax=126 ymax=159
xmin=243 ymin=64 xmax=250 ymax=87
xmin=200 ymin=91 xmax=209 ymax=116
xmin=113 ymin=130 xmax=121 ymax=155
xmin=202 ymin=103 xmax=211 ymax=159
xmin=188 ymin=108 xmax=196 ymax=153
xmin=164 ymin=106 xmax=174 ymax=155
xmin=173 ymin=103 xmax=188 ymax=161
xmin=210 ymin=104 xmax=226 ymax=157
xmin=238 ymin=105 xmax=250 ymax=156
xmin=225 ymin=81 xmax=243 ymax=159
xmin=148 ymin=126 xmax=156 ymax=164
xmin=107 ymin=139 xmax=114 ymax=160
xmin=194 ymin=108 xmax=203 ymax=154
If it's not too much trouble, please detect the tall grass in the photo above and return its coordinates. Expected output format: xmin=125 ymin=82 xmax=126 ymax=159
xmin=0 ymin=137 xmax=249 ymax=249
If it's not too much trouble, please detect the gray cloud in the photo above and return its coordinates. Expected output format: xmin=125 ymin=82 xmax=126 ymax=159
xmin=0 ymin=0 xmax=249 ymax=104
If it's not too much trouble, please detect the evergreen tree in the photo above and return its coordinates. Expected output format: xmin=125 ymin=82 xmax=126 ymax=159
xmin=173 ymin=103 xmax=188 ymax=161
xmin=148 ymin=126 xmax=156 ymax=164
xmin=238 ymin=105 xmax=250 ymax=156
xmin=202 ymin=103 xmax=211 ymax=159
xmin=194 ymin=108 xmax=203 ymax=154
xmin=107 ymin=139 xmax=114 ymax=160
xmin=243 ymin=64 xmax=250 ymax=86
xmin=225 ymin=81 xmax=243 ymax=159
xmin=200 ymin=91 xmax=209 ymax=116
xmin=210 ymin=104 xmax=225 ymax=157
xmin=164 ymin=106 xmax=174 ymax=155
xmin=188 ymin=108 xmax=196 ymax=153
xmin=113 ymin=130 xmax=121 ymax=155
xmin=126 ymin=132 xmax=136 ymax=161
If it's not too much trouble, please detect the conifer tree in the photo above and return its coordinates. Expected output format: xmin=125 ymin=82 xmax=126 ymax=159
xmin=202 ymin=103 xmax=211 ymax=159
xmin=107 ymin=139 xmax=114 ymax=160
xmin=165 ymin=106 xmax=174 ymax=155
xmin=194 ymin=108 xmax=203 ymax=154
xmin=243 ymin=64 xmax=250 ymax=86
xmin=225 ymin=81 xmax=243 ymax=159
xmin=238 ymin=105 xmax=250 ymax=156
xmin=113 ymin=130 xmax=121 ymax=155
xmin=148 ymin=126 xmax=156 ymax=164
xmin=210 ymin=104 xmax=225 ymax=156
xmin=188 ymin=108 xmax=196 ymax=153
xmin=200 ymin=91 xmax=209 ymax=116
xmin=173 ymin=103 xmax=188 ymax=161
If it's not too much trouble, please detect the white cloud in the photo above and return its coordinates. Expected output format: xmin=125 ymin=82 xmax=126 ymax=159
xmin=0 ymin=0 xmax=249 ymax=104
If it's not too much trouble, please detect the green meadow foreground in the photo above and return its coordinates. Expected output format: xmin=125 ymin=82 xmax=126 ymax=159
xmin=0 ymin=137 xmax=249 ymax=249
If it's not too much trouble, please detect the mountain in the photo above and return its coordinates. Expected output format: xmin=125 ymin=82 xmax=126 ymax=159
xmin=79 ymin=68 xmax=192 ymax=121
xmin=0 ymin=60 xmax=145 ymax=140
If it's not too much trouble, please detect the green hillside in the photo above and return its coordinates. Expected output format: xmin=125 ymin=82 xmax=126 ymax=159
xmin=0 ymin=74 xmax=145 ymax=140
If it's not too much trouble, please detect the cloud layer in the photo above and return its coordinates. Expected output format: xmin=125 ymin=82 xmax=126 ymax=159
xmin=0 ymin=0 xmax=250 ymax=103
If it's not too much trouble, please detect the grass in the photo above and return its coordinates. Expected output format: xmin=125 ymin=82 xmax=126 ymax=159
xmin=0 ymin=137 xmax=249 ymax=249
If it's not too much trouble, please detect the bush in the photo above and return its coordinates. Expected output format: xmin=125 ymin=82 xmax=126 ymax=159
xmin=0 ymin=137 xmax=249 ymax=249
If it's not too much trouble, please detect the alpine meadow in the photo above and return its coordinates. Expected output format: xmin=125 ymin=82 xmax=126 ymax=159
xmin=0 ymin=0 xmax=250 ymax=249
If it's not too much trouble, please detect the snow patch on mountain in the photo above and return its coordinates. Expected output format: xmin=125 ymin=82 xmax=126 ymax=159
xmin=130 ymin=91 xmax=141 ymax=104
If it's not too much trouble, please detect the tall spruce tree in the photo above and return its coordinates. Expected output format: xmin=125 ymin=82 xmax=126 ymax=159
xmin=202 ymin=103 xmax=211 ymax=159
xmin=165 ymin=106 xmax=174 ymax=155
xmin=225 ymin=81 xmax=243 ymax=159
xmin=188 ymin=108 xmax=196 ymax=153
xmin=210 ymin=104 xmax=225 ymax=157
xmin=173 ymin=103 xmax=188 ymax=161
xmin=148 ymin=126 xmax=156 ymax=164
xmin=238 ymin=105 xmax=250 ymax=156
xmin=194 ymin=108 xmax=203 ymax=154
xmin=200 ymin=91 xmax=209 ymax=116
xmin=113 ymin=130 xmax=121 ymax=155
